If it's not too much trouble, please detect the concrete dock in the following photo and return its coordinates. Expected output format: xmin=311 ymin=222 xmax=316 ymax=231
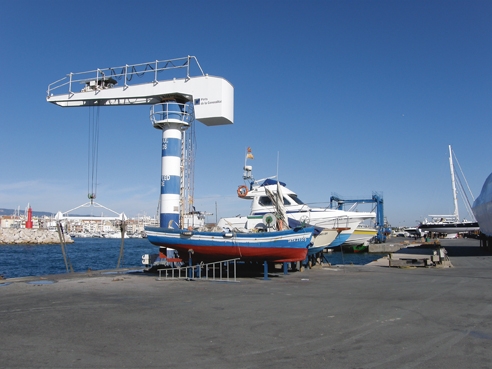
xmin=1 ymin=238 xmax=491 ymax=368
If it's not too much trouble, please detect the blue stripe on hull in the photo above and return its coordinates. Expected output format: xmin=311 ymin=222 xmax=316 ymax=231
xmin=146 ymin=227 xmax=313 ymax=249
xmin=307 ymin=245 xmax=326 ymax=256
xmin=145 ymin=227 xmax=314 ymax=262
xmin=326 ymin=233 xmax=350 ymax=248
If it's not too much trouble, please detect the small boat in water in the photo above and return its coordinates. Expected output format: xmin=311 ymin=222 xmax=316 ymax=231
xmin=145 ymin=226 xmax=314 ymax=262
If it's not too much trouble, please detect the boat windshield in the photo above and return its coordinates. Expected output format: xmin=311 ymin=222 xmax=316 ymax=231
xmin=289 ymin=194 xmax=304 ymax=205
xmin=258 ymin=196 xmax=292 ymax=206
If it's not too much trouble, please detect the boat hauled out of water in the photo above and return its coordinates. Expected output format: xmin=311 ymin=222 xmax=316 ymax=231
xmin=146 ymin=226 xmax=314 ymax=263
xmin=472 ymin=172 xmax=492 ymax=237
xmin=418 ymin=217 xmax=479 ymax=234
xmin=220 ymin=163 xmax=376 ymax=253
xmin=340 ymin=226 xmax=378 ymax=252
xmin=418 ymin=145 xmax=479 ymax=235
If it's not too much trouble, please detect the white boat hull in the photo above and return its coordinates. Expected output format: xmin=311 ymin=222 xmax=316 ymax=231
xmin=472 ymin=172 xmax=492 ymax=237
xmin=418 ymin=223 xmax=479 ymax=234
xmin=342 ymin=228 xmax=378 ymax=246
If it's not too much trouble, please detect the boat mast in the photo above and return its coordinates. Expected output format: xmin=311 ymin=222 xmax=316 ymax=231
xmin=449 ymin=145 xmax=459 ymax=220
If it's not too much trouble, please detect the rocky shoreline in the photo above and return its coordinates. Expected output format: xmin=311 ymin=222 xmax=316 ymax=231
xmin=0 ymin=228 xmax=74 ymax=245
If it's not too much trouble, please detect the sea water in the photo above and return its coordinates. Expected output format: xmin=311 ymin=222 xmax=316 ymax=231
xmin=0 ymin=238 xmax=384 ymax=279
xmin=0 ymin=238 xmax=156 ymax=279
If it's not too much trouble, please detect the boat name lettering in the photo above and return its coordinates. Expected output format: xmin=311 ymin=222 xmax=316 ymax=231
xmin=289 ymin=237 xmax=306 ymax=242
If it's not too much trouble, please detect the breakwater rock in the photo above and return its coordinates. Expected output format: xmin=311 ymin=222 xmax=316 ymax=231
xmin=0 ymin=228 xmax=74 ymax=245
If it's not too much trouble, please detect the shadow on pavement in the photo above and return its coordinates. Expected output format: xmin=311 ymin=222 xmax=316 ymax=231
xmin=443 ymin=245 xmax=491 ymax=257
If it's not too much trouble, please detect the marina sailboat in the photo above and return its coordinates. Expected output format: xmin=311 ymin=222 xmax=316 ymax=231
xmin=418 ymin=145 xmax=479 ymax=235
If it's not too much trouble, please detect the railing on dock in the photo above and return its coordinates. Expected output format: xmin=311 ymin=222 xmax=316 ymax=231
xmin=157 ymin=258 xmax=240 ymax=282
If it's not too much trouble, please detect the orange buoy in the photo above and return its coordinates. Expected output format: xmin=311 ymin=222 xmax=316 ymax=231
xmin=237 ymin=185 xmax=248 ymax=197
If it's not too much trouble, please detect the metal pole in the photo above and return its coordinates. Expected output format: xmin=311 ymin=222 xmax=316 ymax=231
xmin=56 ymin=221 xmax=73 ymax=273
xmin=188 ymin=250 xmax=193 ymax=279
xmin=449 ymin=145 xmax=460 ymax=220
xmin=263 ymin=261 xmax=270 ymax=280
xmin=116 ymin=220 xmax=126 ymax=268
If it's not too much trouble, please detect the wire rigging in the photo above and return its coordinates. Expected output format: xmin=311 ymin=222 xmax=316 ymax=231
xmin=88 ymin=106 xmax=100 ymax=203
xmin=452 ymin=149 xmax=475 ymax=201
xmin=180 ymin=112 xmax=197 ymax=227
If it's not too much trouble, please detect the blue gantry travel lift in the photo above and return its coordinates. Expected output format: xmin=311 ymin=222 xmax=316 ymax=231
xmin=330 ymin=192 xmax=389 ymax=243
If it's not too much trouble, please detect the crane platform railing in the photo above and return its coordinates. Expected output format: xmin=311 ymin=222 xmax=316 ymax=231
xmin=47 ymin=56 xmax=205 ymax=97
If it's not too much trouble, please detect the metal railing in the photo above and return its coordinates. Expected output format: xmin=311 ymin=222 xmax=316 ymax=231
xmin=150 ymin=102 xmax=195 ymax=128
xmin=47 ymin=56 xmax=205 ymax=97
xmin=157 ymin=258 xmax=240 ymax=282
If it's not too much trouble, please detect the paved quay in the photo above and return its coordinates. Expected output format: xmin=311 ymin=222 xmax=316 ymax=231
xmin=1 ymin=238 xmax=491 ymax=369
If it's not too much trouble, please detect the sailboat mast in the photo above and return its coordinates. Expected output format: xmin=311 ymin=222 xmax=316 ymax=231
xmin=449 ymin=145 xmax=459 ymax=220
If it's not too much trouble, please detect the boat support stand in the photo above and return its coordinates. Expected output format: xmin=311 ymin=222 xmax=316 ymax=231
xmin=263 ymin=261 xmax=270 ymax=280
xmin=262 ymin=262 xmax=290 ymax=280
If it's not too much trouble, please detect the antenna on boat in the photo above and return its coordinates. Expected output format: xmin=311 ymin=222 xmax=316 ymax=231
xmin=243 ymin=147 xmax=254 ymax=185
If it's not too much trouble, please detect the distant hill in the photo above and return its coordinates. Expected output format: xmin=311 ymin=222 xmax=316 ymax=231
xmin=0 ymin=208 xmax=55 ymax=217
xmin=0 ymin=208 xmax=115 ymax=218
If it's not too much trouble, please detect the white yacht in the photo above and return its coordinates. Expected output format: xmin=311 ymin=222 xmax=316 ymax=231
xmin=219 ymin=165 xmax=376 ymax=253
xmin=472 ymin=171 xmax=492 ymax=237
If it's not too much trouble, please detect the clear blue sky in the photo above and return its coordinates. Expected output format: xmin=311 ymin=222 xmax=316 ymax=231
xmin=0 ymin=0 xmax=490 ymax=227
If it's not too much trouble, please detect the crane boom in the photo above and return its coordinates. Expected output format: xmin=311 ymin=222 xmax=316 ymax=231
xmin=46 ymin=56 xmax=234 ymax=126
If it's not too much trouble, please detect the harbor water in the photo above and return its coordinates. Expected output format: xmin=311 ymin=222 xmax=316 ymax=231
xmin=0 ymin=238 xmax=156 ymax=279
xmin=0 ymin=238 xmax=384 ymax=279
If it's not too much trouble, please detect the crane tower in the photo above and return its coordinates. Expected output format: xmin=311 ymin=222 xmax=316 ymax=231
xmin=47 ymin=56 xmax=234 ymax=228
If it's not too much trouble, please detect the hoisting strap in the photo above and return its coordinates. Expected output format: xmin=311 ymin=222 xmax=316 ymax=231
xmin=88 ymin=106 xmax=100 ymax=201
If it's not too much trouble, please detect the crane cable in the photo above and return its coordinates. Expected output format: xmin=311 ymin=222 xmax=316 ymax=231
xmin=88 ymin=106 xmax=100 ymax=203
xmin=86 ymin=106 xmax=127 ymax=268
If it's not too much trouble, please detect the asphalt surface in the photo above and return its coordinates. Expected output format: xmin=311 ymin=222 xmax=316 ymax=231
xmin=1 ymin=238 xmax=491 ymax=369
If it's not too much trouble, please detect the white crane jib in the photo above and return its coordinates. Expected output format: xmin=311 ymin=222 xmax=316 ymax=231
xmin=46 ymin=56 xmax=234 ymax=228
xmin=46 ymin=56 xmax=234 ymax=126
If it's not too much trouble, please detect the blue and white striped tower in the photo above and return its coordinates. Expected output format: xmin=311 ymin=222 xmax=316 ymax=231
xmin=150 ymin=99 xmax=194 ymax=228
